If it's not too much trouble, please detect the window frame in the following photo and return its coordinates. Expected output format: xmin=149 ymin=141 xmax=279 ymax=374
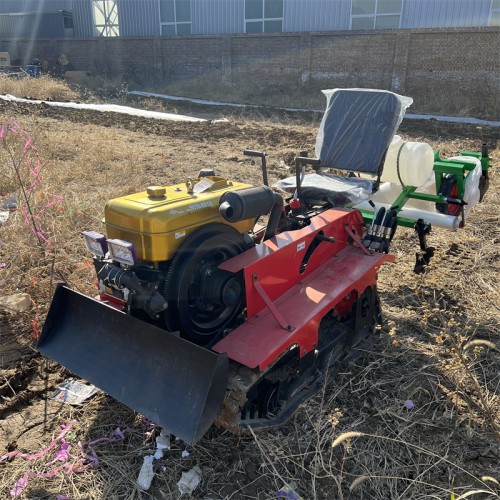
xmin=350 ymin=0 xmax=403 ymax=30
xmin=244 ymin=0 xmax=284 ymax=34
xmin=93 ymin=0 xmax=120 ymax=37
xmin=490 ymin=0 xmax=500 ymax=26
xmin=159 ymin=0 xmax=192 ymax=36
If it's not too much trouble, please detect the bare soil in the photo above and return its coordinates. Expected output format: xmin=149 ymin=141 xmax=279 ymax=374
xmin=0 ymin=96 xmax=499 ymax=499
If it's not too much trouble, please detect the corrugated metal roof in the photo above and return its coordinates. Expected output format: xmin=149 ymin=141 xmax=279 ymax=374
xmin=0 ymin=0 xmax=497 ymax=38
xmin=284 ymin=0 xmax=351 ymax=32
xmin=117 ymin=0 xmax=160 ymax=36
xmin=192 ymin=0 xmax=244 ymax=35
xmin=402 ymin=0 xmax=492 ymax=28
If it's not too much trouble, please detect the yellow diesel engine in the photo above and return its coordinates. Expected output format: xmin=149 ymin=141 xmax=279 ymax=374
xmin=81 ymin=174 xmax=283 ymax=342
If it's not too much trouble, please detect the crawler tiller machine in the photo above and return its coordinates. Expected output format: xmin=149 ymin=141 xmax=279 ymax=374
xmin=38 ymin=89 xmax=490 ymax=444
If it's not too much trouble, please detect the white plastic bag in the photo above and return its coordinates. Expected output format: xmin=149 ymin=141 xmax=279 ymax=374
xmin=137 ymin=456 xmax=155 ymax=491
xmin=177 ymin=465 xmax=202 ymax=495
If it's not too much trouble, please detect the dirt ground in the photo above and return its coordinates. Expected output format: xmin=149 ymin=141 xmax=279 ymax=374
xmin=0 ymin=96 xmax=499 ymax=499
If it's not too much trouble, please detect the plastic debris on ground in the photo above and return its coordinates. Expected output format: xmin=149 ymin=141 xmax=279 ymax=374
xmin=1 ymin=421 xmax=127 ymax=497
xmin=177 ymin=465 xmax=202 ymax=496
xmin=137 ymin=456 xmax=155 ymax=491
xmin=0 ymin=209 xmax=9 ymax=224
xmin=181 ymin=450 xmax=190 ymax=458
xmin=154 ymin=429 xmax=170 ymax=459
xmin=136 ymin=428 xmax=171 ymax=491
xmin=51 ymin=379 xmax=99 ymax=405
xmin=2 ymin=196 xmax=17 ymax=210
xmin=405 ymin=400 xmax=415 ymax=410
xmin=277 ymin=483 xmax=303 ymax=500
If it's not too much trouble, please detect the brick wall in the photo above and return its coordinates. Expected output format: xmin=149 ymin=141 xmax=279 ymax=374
xmin=1 ymin=28 xmax=498 ymax=116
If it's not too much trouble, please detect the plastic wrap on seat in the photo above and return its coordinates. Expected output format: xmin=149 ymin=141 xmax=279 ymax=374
xmin=273 ymin=173 xmax=372 ymax=207
xmin=315 ymin=89 xmax=413 ymax=174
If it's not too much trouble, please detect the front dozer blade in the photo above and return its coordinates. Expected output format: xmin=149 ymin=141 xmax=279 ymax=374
xmin=38 ymin=286 xmax=229 ymax=445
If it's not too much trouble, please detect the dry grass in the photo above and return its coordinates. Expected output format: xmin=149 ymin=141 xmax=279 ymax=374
xmin=0 ymin=74 xmax=79 ymax=102
xmin=0 ymin=82 xmax=498 ymax=499
xmin=141 ymin=78 xmax=499 ymax=119
xmin=142 ymin=79 xmax=325 ymax=111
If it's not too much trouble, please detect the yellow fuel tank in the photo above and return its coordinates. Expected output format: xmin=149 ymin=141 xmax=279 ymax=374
xmin=105 ymin=177 xmax=255 ymax=263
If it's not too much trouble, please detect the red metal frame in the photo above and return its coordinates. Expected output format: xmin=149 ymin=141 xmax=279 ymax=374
xmin=213 ymin=208 xmax=394 ymax=371
xmin=97 ymin=293 xmax=126 ymax=312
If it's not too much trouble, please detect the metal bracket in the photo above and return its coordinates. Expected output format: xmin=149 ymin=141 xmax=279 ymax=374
xmin=344 ymin=225 xmax=372 ymax=256
xmin=252 ymin=274 xmax=293 ymax=331
xmin=348 ymin=286 xmax=377 ymax=349
xmin=414 ymin=218 xmax=435 ymax=274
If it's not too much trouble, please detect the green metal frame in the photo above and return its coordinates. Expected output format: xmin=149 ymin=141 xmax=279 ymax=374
xmin=359 ymin=149 xmax=490 ymax=229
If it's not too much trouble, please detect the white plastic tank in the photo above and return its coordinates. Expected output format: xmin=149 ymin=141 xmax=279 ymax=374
xmin=380 ymin=135 xmax=435 ymax=187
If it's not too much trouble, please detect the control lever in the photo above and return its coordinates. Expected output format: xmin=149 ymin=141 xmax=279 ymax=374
xmin=244 ymin=149 xmax=268 ymax=186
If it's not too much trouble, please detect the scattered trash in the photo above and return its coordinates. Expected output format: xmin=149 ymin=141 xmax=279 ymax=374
xmin=83 ymin=427 xmax=125 ymax=449
xmin=277 ymin=483 xmax=302 ymax=500
xmin=0 ymin=292 xmax=31 ymax=313
xmin=405 ymin=400 xmax=415 ymax=410
xmin=1 ymin=422 xmax=87 ymax=498
xmin=0 ymin=209 xmax=9 ymax=224
xmin=177 ymin=465 xmax=202 ymax=496
xmin=142 ymin=417 xmax=159 ymax=440
xmin=137 ymin=455 xmax=155 ymax=491
xmin=2 ymin=421 xmax=128 ymax=497
xmin=154 ymin=429 xmax=170 ymax=459
xmin=2 ymin=196 xmax=17 ymax=210
xmin=181 ymin=450 xmax=190 ymax=458
xmin=1 ymin=422 xmax=75 ymax=464
xmin=51 ymin=379 xmax=99 ymax=405
xmin=11 ymin=476 xmax=29 ymax=497
xmin=136 ymin=428 xmax=171 ymax=490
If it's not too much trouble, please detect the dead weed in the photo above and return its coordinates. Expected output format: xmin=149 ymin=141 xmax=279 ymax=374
xmin=0 ymin=92 xmax=498 ymax=499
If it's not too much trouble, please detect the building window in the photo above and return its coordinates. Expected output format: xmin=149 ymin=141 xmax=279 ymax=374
xmin=93 ymin=0 xmax=120 ymax=36
xmin=351 ymin=0 xmax=402 ymax=30
xmin=245 ymin=0 xmax=283 ymax=33
xmin=160 ymin=0 xmax=191 ymax=35
xmin=491 ymin=0 xmax=500 ymax=26
xmin=62 ymin=11 xmax=74 ymax=30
